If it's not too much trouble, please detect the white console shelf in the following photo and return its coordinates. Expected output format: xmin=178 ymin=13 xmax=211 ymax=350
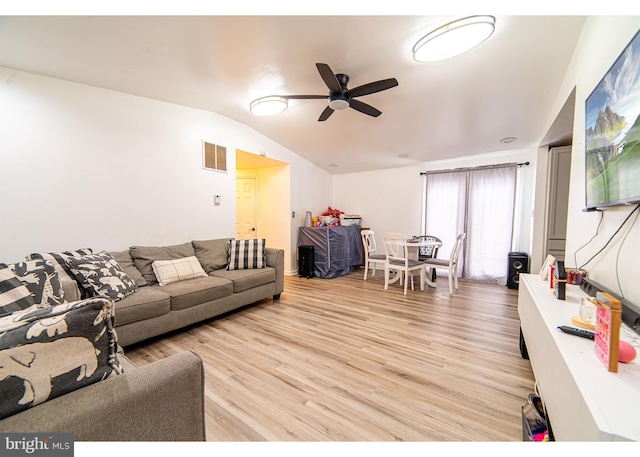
xmin=518 ymin=273 xmax=640 ymax=441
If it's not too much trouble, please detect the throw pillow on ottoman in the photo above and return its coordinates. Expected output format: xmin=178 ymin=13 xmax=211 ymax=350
xmin=0 ymin=297 xmax=122 ymax=420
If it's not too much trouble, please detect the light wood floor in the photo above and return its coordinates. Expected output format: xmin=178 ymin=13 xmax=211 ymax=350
xmin=125 ymin=270 xmax=535 ymax=441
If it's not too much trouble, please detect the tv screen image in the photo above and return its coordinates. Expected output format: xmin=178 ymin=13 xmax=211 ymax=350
xmin=585 ymin=30 xmax=640 ymax=211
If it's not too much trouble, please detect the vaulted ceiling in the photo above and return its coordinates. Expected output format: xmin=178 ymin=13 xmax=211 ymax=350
xmin=0 ymin=15 xmax=586 ymax=173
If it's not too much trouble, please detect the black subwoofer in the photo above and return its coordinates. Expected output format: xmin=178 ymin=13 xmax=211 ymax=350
xmin=298 ymin=245 xmax=315 ymax=278
xmin=507 ymin=251 xmax=529 ymax=290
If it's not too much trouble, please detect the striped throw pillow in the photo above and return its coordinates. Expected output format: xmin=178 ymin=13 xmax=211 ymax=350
xmin=0 ymin=263 xmax=36 ymax=317
xmin=227 ymin=239 xmax=266 ymax=270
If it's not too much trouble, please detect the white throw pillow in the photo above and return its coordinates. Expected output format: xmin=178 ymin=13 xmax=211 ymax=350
xmin=152 ymin=256 xmax=207 ymax=286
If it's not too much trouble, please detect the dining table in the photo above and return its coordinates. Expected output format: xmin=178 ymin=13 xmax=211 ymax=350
xmin=405 ymin=238 xmax=443 ymax=288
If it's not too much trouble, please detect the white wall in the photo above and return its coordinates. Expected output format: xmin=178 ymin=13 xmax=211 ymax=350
xmin=559 ymin=17 xmax=640 ymax=306
xmin=0 ymin=66 xmax=333 ymax=272
xmin=332 ymin=148 xmax=537 ymax=258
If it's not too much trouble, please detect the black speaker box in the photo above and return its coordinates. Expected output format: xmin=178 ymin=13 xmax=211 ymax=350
xmin=298 ymin=245 xmax=315 ymax=279
xmin=507 ymin=251 xmax=529 ymax=290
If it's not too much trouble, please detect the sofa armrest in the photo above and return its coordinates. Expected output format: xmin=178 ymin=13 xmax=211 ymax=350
xmin=0 ymin=351 xmax=206 ymax=441
xmin=266 ymin=247 xmax=284 ymax=297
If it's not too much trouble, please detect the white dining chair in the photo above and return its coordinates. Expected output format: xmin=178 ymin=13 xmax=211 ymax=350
xmin=422 ymin=233 xmax=466 ymax=295
xmin=415 ymin=235 xmax=442 ymax=283
xmin=382 ymin=232 xmax=426 ymax=295
xmin=361 ymin=229 xmax=386 ymax=280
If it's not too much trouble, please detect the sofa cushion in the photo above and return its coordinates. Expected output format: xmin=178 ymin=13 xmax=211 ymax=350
xmin=110 ymin=250 xmax=147 ymax=287
xmin=0 ymin=297 xmax=122 ymax=420
xmin=211 ymin=267 xmax=276 ymax=293
xmin=129 ymin=243 xmax=196 ymax=285
xmin=112 ymin=286 xmax=171 ymax=326
xmin=227 ymin=238 xmax=266 ymax=271
xmin=66 ymin=251 xmax=139 ymax=301
xmin=0 ymin=264 xmax=36 ymax=317
xmin=159 ymin=276 xmax=233 ymax=311
xmin=192 ymin=238 xmax=232 ymax=273
xmin=8 ymin=259 xmax=65 ymax=307
xmin=152 ymin=256 xmax=207 ymax=286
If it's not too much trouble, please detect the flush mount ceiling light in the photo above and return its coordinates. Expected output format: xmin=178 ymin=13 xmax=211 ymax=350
xmin=328 ymin=95 xmax=349 ymax=111
xmin=250 ymin=96 xmax=288 ymax=116
xmin=413 ymin=15 xmax=496 ymax=63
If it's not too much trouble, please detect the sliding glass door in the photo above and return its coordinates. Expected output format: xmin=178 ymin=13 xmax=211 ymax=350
xmin=424 ymin=164 xmax=517 ymax=285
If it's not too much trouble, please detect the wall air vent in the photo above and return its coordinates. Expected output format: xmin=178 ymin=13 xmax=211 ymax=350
xmin=203 ymin=141 xmax=227 ymax=172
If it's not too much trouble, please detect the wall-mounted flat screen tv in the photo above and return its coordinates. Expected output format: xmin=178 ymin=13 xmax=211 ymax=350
xmin=585 ymin=30 xmax=640 ymax=211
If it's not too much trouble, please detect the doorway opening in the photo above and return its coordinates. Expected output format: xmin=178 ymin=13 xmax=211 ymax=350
xmin=533 ymin=87 xmax=575 ymax=270
xmin=235 ymin=149 xmax=291 ymax=272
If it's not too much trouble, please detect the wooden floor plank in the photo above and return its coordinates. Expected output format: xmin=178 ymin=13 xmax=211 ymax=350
xmin=125 ymin=271 xmax=535 ymax=441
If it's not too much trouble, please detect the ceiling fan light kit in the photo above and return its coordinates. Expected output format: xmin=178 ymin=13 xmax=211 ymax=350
xmin=413 ymin=15 xmax=496 ymax=63
xmin=249 ymin=96 xmax=288 ymax=116
xmin=328 ymin=98 xmax=349 ymax=111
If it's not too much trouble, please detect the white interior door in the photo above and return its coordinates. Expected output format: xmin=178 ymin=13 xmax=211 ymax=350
xmin=545 ymin=146 xmax=572 ymax=262
xmin=236 ymin=177 xmax=258 ymax=239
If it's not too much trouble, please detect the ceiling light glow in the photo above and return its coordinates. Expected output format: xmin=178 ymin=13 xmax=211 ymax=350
xmin=250 ymin=96 xmax=288 ymax=116
xmin=413 ymin=16 xmax=496 ymax=63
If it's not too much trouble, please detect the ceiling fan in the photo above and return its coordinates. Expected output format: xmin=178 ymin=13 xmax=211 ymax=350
xmin=281 ymin=63 xmax=399 ymax=121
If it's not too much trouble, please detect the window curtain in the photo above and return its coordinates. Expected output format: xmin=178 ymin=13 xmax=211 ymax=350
xmin=466 ymin=166 xmax=517 ymax=284
xmin=425 ymin=170 xmax=467 ymax=277
xmin=424 ymin=163 xmax=517 ymax=284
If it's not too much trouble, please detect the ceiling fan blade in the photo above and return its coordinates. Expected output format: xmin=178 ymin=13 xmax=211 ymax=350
xmin=281 ymin=95 xmax=328 ymax=100
xmin=349 ymin=99 xmax=382 ymax=117
xmin=318 ymin=106 xmax=334 ymax=121
xmin=348 ymin=78 xmax=398 ymax=98
xmin=316 ymin=63 xmax=342 ymax=93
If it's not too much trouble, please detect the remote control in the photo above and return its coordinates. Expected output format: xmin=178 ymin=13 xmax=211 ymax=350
xmin=558 ymin=326 xmax=595 ymax=340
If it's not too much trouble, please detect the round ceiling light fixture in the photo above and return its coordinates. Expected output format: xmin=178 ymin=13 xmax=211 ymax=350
xmin=250 ymin=96 xmax=288 ymax=116
xmin=500 ymin=136 xmax=517 ymax=144
xmin=413 ymin=15 xmax=496 ymax=63
xmin=328 ymin=94 xmax=350 ymax=111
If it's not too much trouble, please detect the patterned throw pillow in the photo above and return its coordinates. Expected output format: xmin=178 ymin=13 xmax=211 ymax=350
xmin=26 ymin=248 xmax=93 ymax=285
xmin=65 ymin=251 xmax=138 ymax=301
xmin=227 ymin=239 xmax=267 ymax=271
xmin=0 ymin=297 xmax=122 ymax=420
xmin=27 ymin=249 xmax=94 ymax=300
xmin=0 ymin=264 xmax=35 ymax=317
xmin=152 ymin=256 xmax=208 ymax=286
xmin=9 ymin=259 xmax=65 ymax=307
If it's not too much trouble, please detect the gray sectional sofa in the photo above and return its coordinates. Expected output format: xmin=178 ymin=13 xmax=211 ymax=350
xmin=0 ymin=237 xmax=284 ymax=440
